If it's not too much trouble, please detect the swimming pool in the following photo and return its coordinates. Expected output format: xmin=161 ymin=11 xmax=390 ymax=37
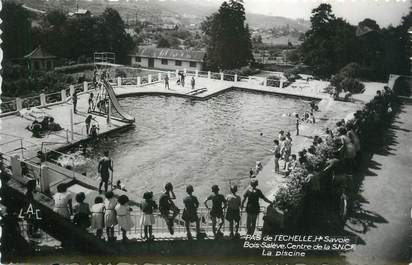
xmin=80 ymin=90 xmax=310 ymax=204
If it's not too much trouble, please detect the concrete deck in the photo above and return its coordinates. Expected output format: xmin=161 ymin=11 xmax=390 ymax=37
xmin=114 ymin=76 xmax=330 ymax=101
xmin=0 ymin=95 xmax=133 ymax=161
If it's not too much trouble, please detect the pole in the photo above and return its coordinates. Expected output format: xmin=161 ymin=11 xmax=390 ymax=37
xmin=110 ymin=168 xmax=113 ymax=191
xmin=20 ymin=139 xmax=24 ymax=159
xmin=70 ymin=108 xmax=74 ymax=141
xmin=72 ymin=157 xmax=75 ymax=180
xmin=107 ymin=98 xmax=112 ymax=126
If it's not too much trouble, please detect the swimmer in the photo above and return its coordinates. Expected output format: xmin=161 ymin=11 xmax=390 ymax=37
xmin=255 ymin=161 xmax=263 ymax=174
xmin=115 ymin=180 xmax=127 ymax=191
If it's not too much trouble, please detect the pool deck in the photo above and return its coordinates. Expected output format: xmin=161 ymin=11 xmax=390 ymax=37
xmin=0 ymin=96 xmax=133 ymax=161
xmin=114 ymin=76 xmax=330 ymax=101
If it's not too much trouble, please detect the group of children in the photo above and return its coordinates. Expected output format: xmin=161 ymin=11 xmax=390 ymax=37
xmin=52 ymin=173 xmax=274 ymax=242
xmin=171 ymin=72 xmax=196 ymax=90
xmin=271 ymin=130 xmax=294 ymax=174
xmin=71 ymin=190 xmax=134 ymax=242
xmin=28 ymin=116 xmax=63 ymax=138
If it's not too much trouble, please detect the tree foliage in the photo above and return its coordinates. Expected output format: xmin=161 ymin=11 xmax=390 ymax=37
xmin=1 ymin=1 xmax=32 ymax=59
xmin=301 ymin=3 xmax=411 ymax=80
xmin=157 ymin=37 xmax=171 ymax=48
xmin=2 ymin=4 xmax=134 ymax=64
xmin=201 ymin=0 xmax=253 ymax=70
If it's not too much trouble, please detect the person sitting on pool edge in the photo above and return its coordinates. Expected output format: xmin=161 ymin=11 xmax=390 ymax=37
xmin=159 ymin=182 xmax=180 ymax=235
xmin=204 ymin=184 xmax=226 ymax=239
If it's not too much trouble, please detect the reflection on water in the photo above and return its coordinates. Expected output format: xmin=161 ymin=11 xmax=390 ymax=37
xmin=80 ymin=91 xmax=309 ymax=205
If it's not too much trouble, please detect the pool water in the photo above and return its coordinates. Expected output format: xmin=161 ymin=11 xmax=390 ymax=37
xmin=82 ymin=91 xmax=310 ymax=205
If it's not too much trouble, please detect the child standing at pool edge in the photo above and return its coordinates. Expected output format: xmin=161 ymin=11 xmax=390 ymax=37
xmin=115 ymin=195 xmax=134 ymax=242
xmin=226 ymin=185 xmax=241 ymax=239
xmin=140 ymin=191 xmax=158 ymax=241
xmin=182 ymin=185 xmax=201 ymax=240
xmin=204 ymin=185 xmax=226 ymax=239
xmin=91 ymin=196 xmax=105 ymax=239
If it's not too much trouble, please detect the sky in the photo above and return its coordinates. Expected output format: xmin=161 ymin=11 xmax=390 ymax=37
xmin=205 ymin=0 xmax=410 ymax=27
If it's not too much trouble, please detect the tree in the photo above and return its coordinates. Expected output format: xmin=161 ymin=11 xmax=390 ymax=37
xmin=301 ymin=4 xmax=359 ymax=77
xmin=45 ymin=10 xmax=67 ymax=28
xmin=358 ymin=18 xmax=380 ymax=31
xmin=97 ymin=8 xmax=134 ymax=64
xmin=63 ymin=16 xmax=100 ymax=60
xmin=1 ymin=1 xmax=32 ymax=59
xmin=202 ymin=0 xmax=253 ymax=70
xmin=157 ymin=37 xmax=171 ymax=48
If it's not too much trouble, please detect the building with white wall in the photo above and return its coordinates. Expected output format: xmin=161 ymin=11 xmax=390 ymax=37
xmin=129 ymin=46 xmax=205 ymax=71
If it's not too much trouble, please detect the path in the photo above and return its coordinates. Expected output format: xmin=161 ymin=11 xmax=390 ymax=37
xmin=343 ymin=103 xmax=412 ymax=265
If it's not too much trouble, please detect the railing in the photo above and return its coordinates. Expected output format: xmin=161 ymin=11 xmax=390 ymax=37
xmin=115 ymin=206 xmax=265 ymax=240
xmin=46 ymin=92 xmax=63 ymax=104
xmin=17 ymin=205 xmax=266 ymax=245
xmin=74 ymin=84 xmax=83 ymax=94
xmin=198 ymin=71 xmax=209 ymax=78
xmin=43 ymin=148 xmax=89 ymax=181
xmin=18 ymin=220 xmax=56 ymax=243
xmin=0 ymin=100 xmax=17 ymax=113
xmin=211 ymin=73 xmax=221 ymax=80
xmin=0 ymin=68 xmax=323 ymax=117
xmin=121 ymin=78 xmax=137 ymax=86
xmin=22 ymin=95 xmax=41 ymax=109
xmin=65 ymin=88 xmax=71 ymax=98
xmin=267 ymin=78 xmax=280 ymax=88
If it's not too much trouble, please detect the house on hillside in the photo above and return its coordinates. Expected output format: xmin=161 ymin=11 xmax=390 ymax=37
xmin=68 ymin=9 xmax=91 ymax=18
xmin=24 ymin=45 xmax=57 ymax=71
xmin=129 ymin=47 xmax=205 ymax=71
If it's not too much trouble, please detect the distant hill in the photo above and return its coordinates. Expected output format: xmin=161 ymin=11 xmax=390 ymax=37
xmin=246 ymin=13 xmax=310 ymax=31
xmin=14 ymin=0 xmax=310 ymax=31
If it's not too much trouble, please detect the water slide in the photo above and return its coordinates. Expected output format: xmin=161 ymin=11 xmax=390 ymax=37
xmin=102 ymin=80 xmax=135 ymax=122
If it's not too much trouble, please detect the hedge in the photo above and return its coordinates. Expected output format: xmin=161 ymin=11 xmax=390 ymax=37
xmin=274 ymin=86 xmax=400 ymax=232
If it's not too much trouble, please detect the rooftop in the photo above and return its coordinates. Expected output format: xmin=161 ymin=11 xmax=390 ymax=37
xmin=24 ymin=46 xmax=57 ymax=60
xmin=130 ymin=47 xmax=206 ymax=62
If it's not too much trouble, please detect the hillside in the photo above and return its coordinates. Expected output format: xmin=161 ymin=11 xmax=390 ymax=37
xmin=14 ymin=0 xmax=310 ymax=31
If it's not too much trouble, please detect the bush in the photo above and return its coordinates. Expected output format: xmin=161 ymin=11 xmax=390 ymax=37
xmin=239 ymin=66 xmax=260 ymax=76
xmin=393 ymin=77 xmax=411 ymax=97
xmin=55 ymin=63 xmax=94 ymax=74
xmin=331 ymin=63 xmax=365 ymax=94
xmin=115 ymin=68 xmax=127 ymax=78
xmin=65 ymin=75 xmax=75 ymax=84
xmin=340 ymin=62 xmax=361 ymax=79
xmin=340 ymin=77 xmax=365 ymax=94
xmin=274 ymin=88 xmax=400 ymax=231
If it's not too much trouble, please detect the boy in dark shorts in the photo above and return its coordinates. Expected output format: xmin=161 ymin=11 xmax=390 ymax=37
xmin=97 ymin=151 xmax=113 ymax=193
xmin=204 ymin=185 xmax=226 ymax=239
xmin=225 ymin=185 xmax=241 ymax=239
xmin=159 ymin=182 xmax=180 ymax=235
xmin=182 ymin=185 xmax=201 ymax=240
xmin=242 ymin=179 xmax=272 ymax=235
